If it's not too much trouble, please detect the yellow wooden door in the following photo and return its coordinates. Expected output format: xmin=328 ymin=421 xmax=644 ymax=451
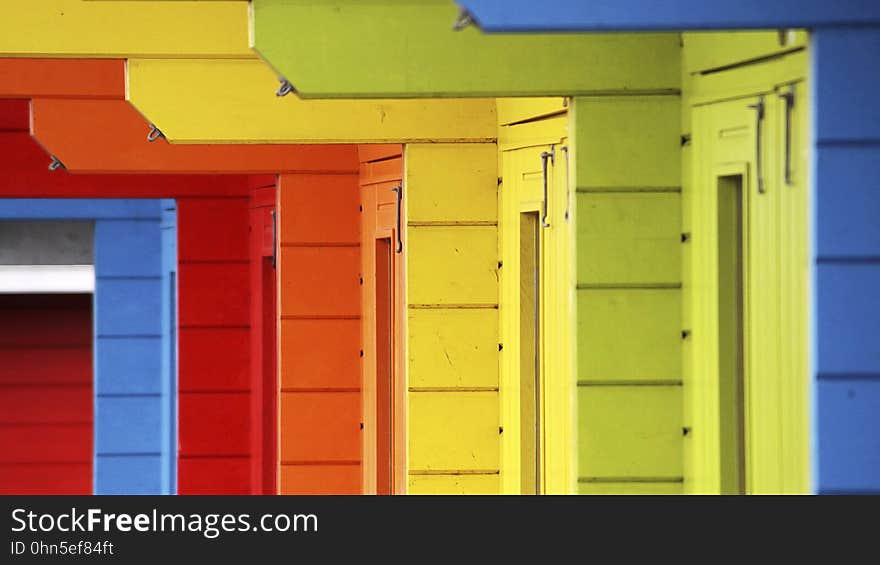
xmin=688 ymin=80 xmax=808 ymax=494
xmin=499 ymin=115 xmax=573 ymax=494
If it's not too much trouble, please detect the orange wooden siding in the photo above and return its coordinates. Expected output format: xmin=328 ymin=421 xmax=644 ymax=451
xmin=278 ymin=169 xmax=363 ymax=494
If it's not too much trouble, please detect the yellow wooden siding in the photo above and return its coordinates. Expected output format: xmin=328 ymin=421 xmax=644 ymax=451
xmin=408 ymin=474 xmax=500 ymax=495
xmin=574 ymin=96 xmax=681 ymax=189
xmin=408 ymin=309 xmax=498 ymax=389
xmin=578 ymin=386 xmax=683 ymax=478
xmin=408 ymin=392 xmax=500 ymax=471
xmin=405 ymin=144 xmax=500 ymax=493
xmin=498 ymin=108 xmax=575 ymax=495
xmin=572 ymin=91 xmax=683 ymax=494
xmin=577 ymin=290 xmax=681 ymax=383
xmin=578 ymin=481 xmax=682 ymax=495
xmin=127 ymin=59 xmax=498 ymax=144
xmin=407 ymin=227 xmax=498 ymax=305
xmin=685 ymin=48 xmax=809 ymax=493
xmin=577 ymin=193 xmax=681 ymax=285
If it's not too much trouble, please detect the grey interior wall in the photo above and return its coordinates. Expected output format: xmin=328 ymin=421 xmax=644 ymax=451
xmin=0 ymin=221 xmax=94 ymax=265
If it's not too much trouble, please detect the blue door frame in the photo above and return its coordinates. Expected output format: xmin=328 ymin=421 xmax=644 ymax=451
xmin=0 ymin=198 xmax=177 ymax=494
xmin=454 ymin=0 xmax=880 ymax=494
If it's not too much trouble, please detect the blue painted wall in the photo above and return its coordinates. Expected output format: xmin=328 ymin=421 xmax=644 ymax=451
xmin=811 ymin=27 xmax=880 ymax=494
xmin=455 ymin=1 xmax=880 ymax=31
xmin=0 ymin=199 xmax=176 ymax=494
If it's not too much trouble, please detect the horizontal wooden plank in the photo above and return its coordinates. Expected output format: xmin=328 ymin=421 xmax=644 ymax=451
xmin=178 ymin=263 xmax=250 ymax=327
xmin=573 ymin=95 xmax=680 ymax=189
xmin=253 ymin=1 xmax=680 ymax=97
xmin=815 ymin=145 xmax=880 ymax=258
xmin=177 ymin=198 xmax=249 ymax=262
xmin=0 ymin=296 xmax=91 ymax=346
xmin=127 ymin=58 xmax=497 ymax=144
xmin=178 ymin=328 xmax=250 ymax=391
xmin=0 ymin=59 xmax=124 ymax=98
xmin=0 ymin=347 xmax=91 ymax=385
xmin=178 ymin=457 xmax=250 ymax=495
xmin=683 ymin=30 xmax=808 ymax=73
xmin=95 ymin=220 xmax=162 ymax=277
xmin=816 ymin=379 xmax=880 ymax=493
xmin=0 ymin=387 xmax=91 ymax=424
xmin=280 ymin=319 xmax=360 ymax=389
xmin=279 ymin=247 xmax=360 ymax=317
xmin=178 ymin=392 xmax=250 ymax=457
xmin=0 ymin=424 xmax=91 ymax=463
xmin=406 ymin=144 xmax=498 ymax=223
xmin=280 ymin=391 xmax=361 ymax=462
xmin=408 ymin=391 xmax=499 ymax=471
xmin=279 ymin=174 xmax=360 ymax=245
xmin=0 ymin=463 xmax=90 ymax=494
xmin=577 ymin=289 xmax=681 ymax=382
xmin=94 ymin=455 xmax=163 ymax=495
xmin=408 ymin=309 xmax=499 ymax=389
xmin=497 ymin=98 xmax=567 ymax=126
xmin=0 ymin=0 xmax=251 ymax=58
xmin=280 ymin=464 xmax=361 ymax=495
xmin=407 ymin=226 xmax=498 ymax=305
xmin=358 ymin=145 xmax=403 ymax=165
xmin=408 ymin=474 xmax=500 ymax=495
xmin=31 ymin=98 xmax=359 ymax=174
xmin=577 ymin=192 xmax=681 ymax=285
xmin=95 ymin=396 xmax=161 ymax=454
xmin=578 ymin=385 xmax=683 ymax=478
xmin=95 ymin=278 xmax=162 ymax=336
xmin=816 ymin=264 xmax=880 ymax=375
xmin=95 ymin=337 xmax=161 ymax=395
xmin=577 ymin=481 xmax=682 ymax=495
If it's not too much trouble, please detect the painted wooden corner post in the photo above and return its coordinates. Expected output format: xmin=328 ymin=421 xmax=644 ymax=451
xmin=405 ymin=143 xmax=501 ymax=494
xmin=276 ymin=168 xmax=364 ymax=494
xmin=0 ymin=199 xmax=172 ymax=495
xmin=250 ymin=0 xmax=679 ymax=98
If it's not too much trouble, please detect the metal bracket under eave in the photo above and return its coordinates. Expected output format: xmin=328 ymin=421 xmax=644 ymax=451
xmin=147 ymin=124 xmax=165 ymax=143
xmin=276 ymin=78 xmax=296 ymax=97
xmin=48 ymin=155 xmax=66 ymax=172
xmin=452 ymin=7 xmax=477 ymax=31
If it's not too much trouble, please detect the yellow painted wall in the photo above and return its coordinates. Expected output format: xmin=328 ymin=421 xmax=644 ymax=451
xmin=572 ymin=93 xmax=684 ymax=494
xmin=683 ymin=39 xmax=809 ymax=494
xmin=404 ymin=144 xmax=501 ymax=494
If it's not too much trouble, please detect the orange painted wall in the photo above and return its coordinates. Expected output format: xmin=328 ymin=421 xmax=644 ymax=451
xmin=358 ymin=146 xmax=407 ymax=494
xmin=277 ymin=167 xmax=363 ymax=494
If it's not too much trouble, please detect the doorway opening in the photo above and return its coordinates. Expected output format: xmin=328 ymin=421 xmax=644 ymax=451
xmin=375 ymin=237 xmax=394 ymax=495
xmin=717 ymin=174 xmax=747 ymax=495
xmin=519 ymin=211 xmax=541 ymax=495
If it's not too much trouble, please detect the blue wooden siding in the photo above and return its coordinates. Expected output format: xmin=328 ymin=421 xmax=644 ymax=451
xmin=160 ymin=200 xmax=178 ymax=495
xmin=0 ymin=199 xmax=176 ymax=494
xmin=811 ymin=27 xmax=880 ymax=493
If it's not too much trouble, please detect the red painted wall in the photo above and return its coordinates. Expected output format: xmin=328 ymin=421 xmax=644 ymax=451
xmin=0 ymin=294 xmax=93 ymax=494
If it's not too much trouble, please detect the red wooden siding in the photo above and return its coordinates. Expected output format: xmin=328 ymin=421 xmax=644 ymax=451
xmin=176 ymin=197 xmax=253 ymax=494
xmin=0 ymin=294 xmax=93 ymax=494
